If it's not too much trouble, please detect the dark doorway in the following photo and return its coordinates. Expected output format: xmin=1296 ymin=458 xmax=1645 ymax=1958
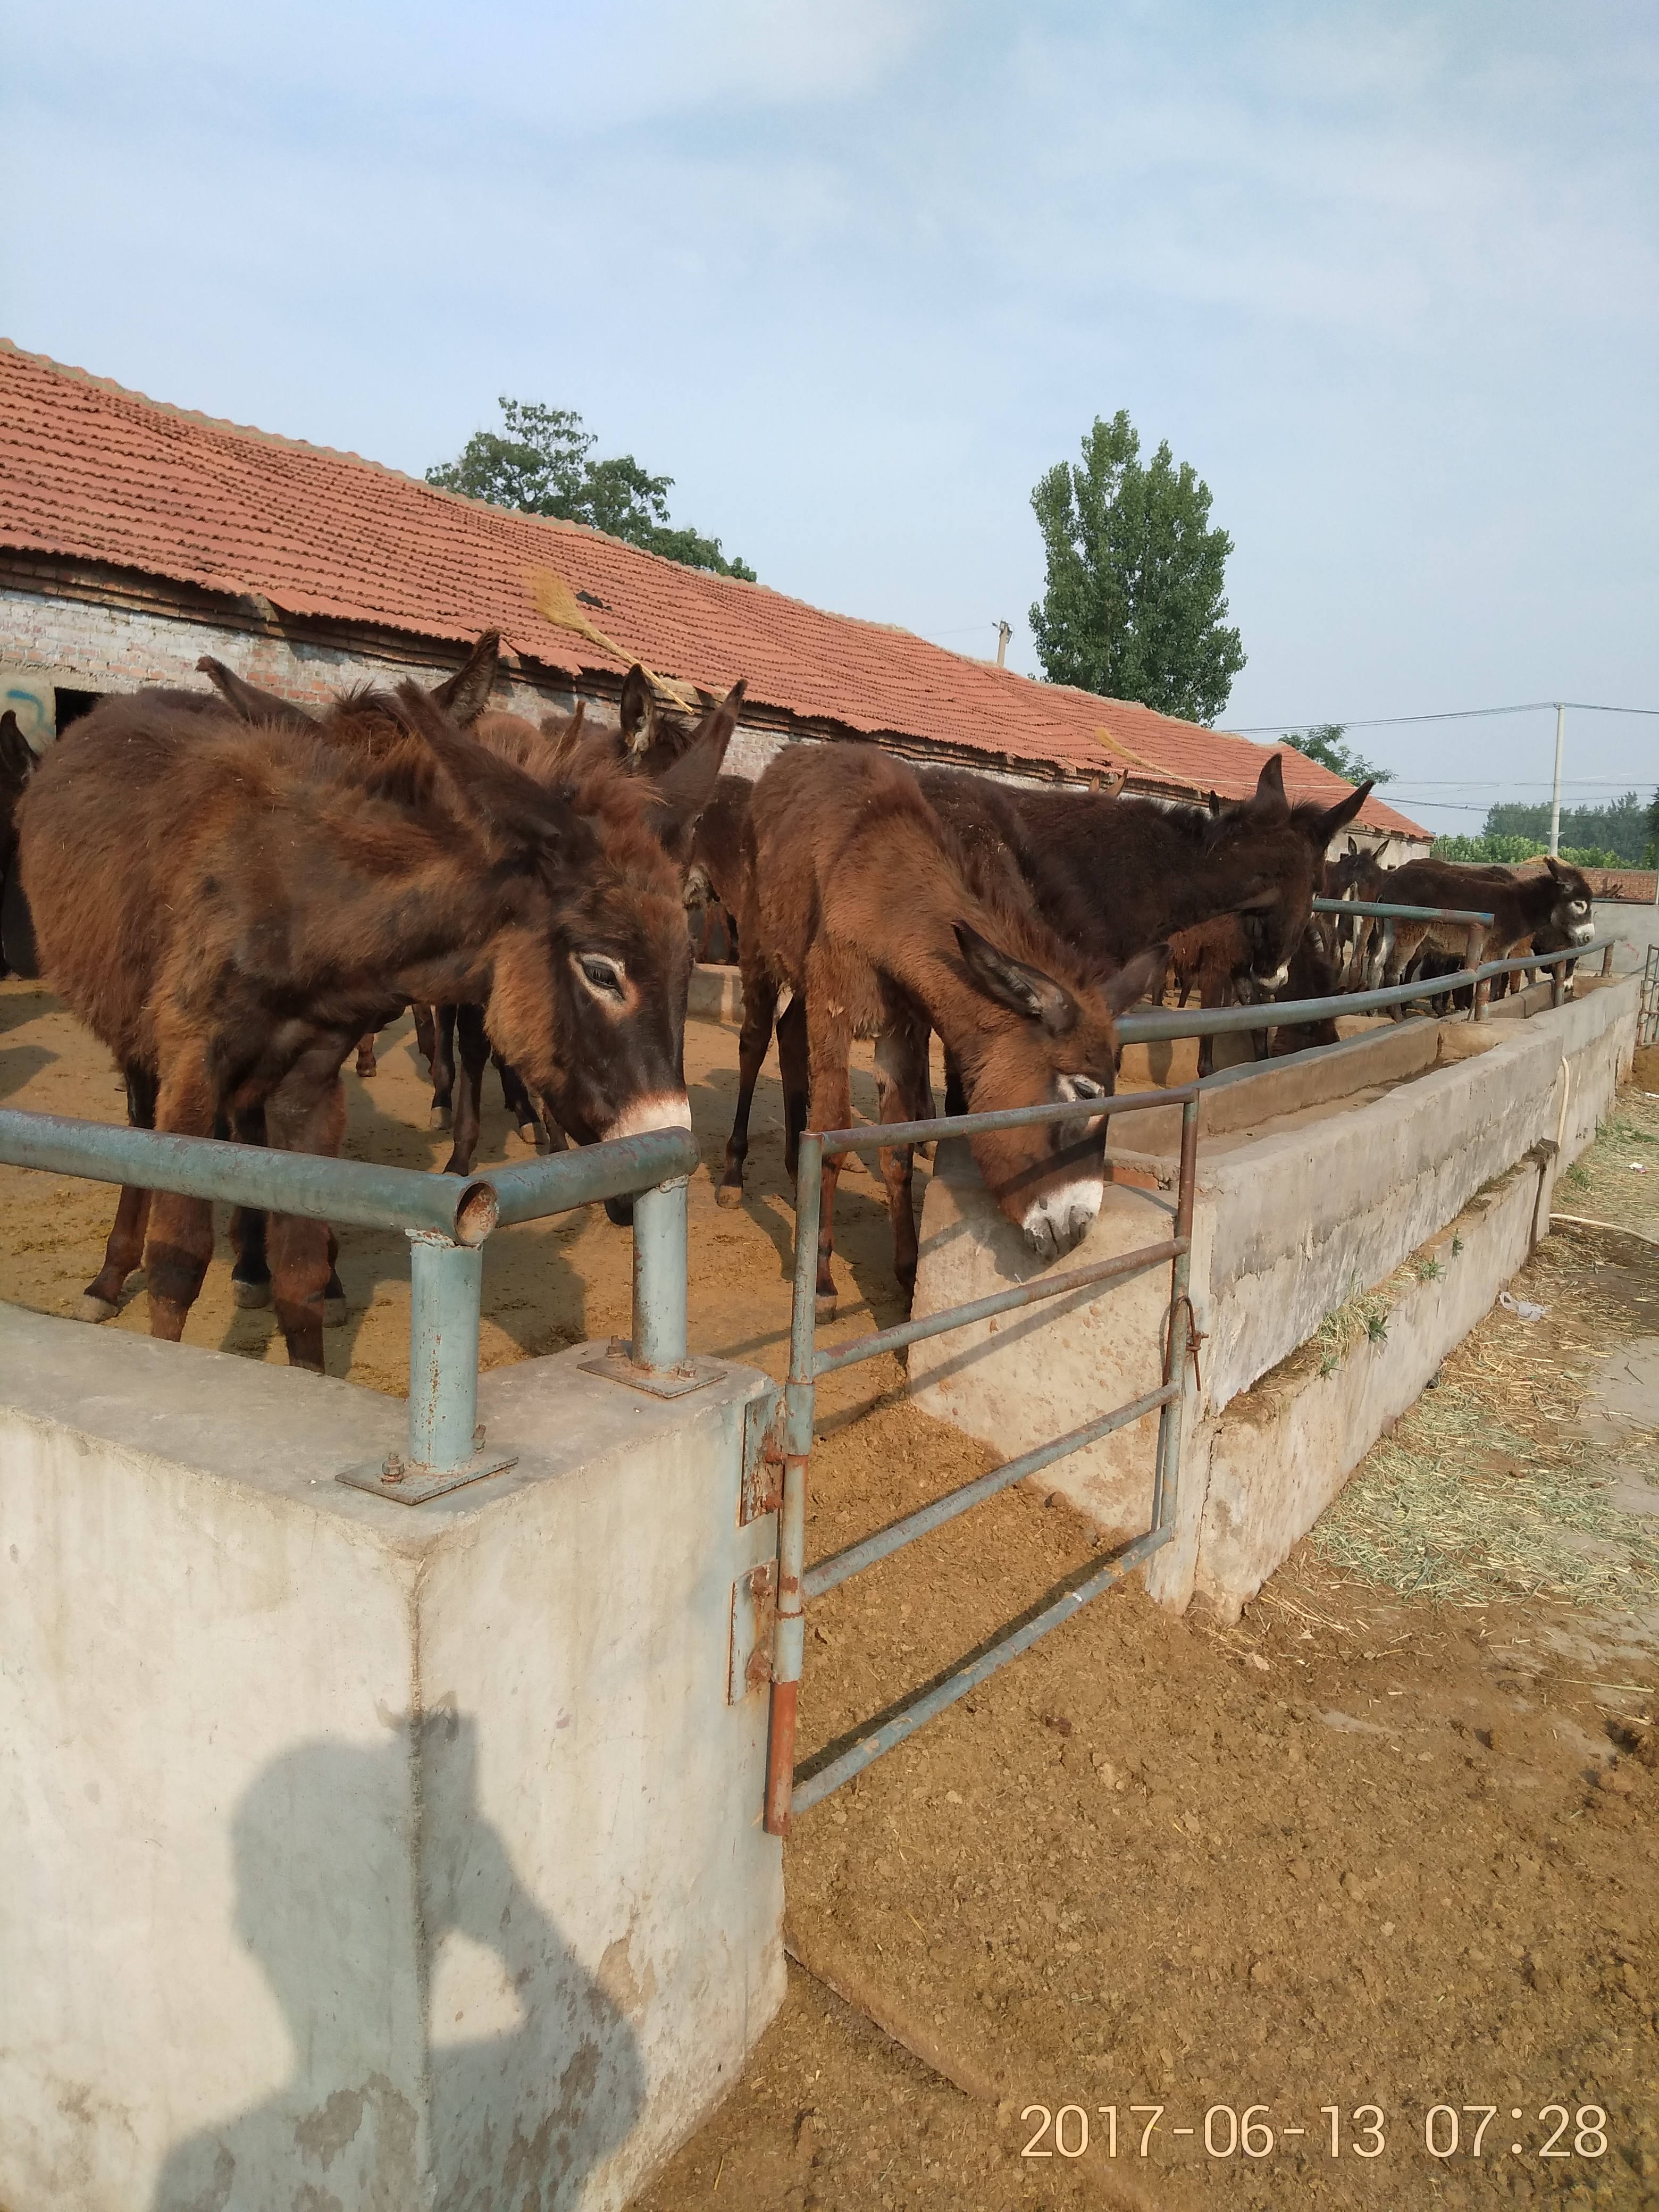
xmin=54 ymin=688 xmax=105 ymax=733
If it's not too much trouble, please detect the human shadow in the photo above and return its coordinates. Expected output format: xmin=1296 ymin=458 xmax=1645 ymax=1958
xmin=152 ymin=1714 xmax=646 ymax=2211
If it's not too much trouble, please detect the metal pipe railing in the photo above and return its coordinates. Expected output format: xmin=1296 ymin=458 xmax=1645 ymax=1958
xmin=0 ymin=1107 xmax=700 ymax=1492
xmin=1312 ymin=895 xmax=1494 ymax=924
xmin=763 ymin=1082 xmax=1202 ymax=1834
xmin=1118 ymin=933 xmax=1618 ymax=1043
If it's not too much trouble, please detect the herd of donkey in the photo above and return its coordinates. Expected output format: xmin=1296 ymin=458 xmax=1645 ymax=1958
xmin=0 ymin=632 xmax=1598 ymax=1363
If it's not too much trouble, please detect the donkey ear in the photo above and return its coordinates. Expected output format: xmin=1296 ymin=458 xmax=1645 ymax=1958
xmin=429 ymin=632 xmax=500 ymax=727
xmin=953 ymin=920 xmax=1077 ymax=1037
xmin=1206 ymin=790 xmax=1223 ymax=817
xmin=1544 ymin=852 xmax=1566 ymax=881
xmin=1246 ymin=753 xmax=1289 ymax=822
xmin=619 ymin=665 xmax=656 ymax=756
xmin=648 ymin=680 xmax=745 ymax=860
xmin=1309 ymin=777 xmax=1373 ymax=848
xmin=0 ymin=709 xmax=34 ymax=787
xmin=1100 ymin=941 xmax=1168 ymax=1016
xmin=196 ymin=657 xmax=316 ymax=729
xmin=388 ymin=682 xmax=592 ymax=869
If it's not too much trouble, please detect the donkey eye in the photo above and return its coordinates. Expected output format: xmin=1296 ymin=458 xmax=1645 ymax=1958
xmin=576 ymin=954 xmax=626 ymax=1000
xmin=1059 ymin=1073 xmax=1108 ymax=1102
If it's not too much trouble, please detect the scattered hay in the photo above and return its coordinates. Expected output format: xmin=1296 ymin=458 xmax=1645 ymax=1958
xmin=1314 ymin=1381 xmax=1659 ymax=1606
xmin=1317 ymin=1284 xmax=1391 ymax=1374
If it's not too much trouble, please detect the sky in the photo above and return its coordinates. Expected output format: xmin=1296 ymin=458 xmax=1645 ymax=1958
xmin=4 ymin=0 xmax=1656 ymax=834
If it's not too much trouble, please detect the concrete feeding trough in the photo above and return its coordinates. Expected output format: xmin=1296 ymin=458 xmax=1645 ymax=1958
xmin=908 ymin=974 xmax=1641 ymax=1623
xmin=0 ymin=1311 xmax=784 ymax=2211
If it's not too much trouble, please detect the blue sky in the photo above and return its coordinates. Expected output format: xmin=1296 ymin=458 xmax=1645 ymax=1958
xmin=4 ymin=0 xmax=1655 ymax=831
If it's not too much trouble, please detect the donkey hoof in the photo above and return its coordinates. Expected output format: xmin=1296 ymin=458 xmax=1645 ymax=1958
xmin=815 ymin=1293 xmax=838 ymax=1323
xmin=715 ymin=1182 xmax=744 ymax=1210
xmin=324 ymin=1295 xmax=349 ymax=1329
xmin=76 ymin=1292 xmax=120 ymax=1323
xmin=430 ymin=1106 xmax=452 ymax=1132
xmin=232 ymin=1277 xmax=272 ymax=1310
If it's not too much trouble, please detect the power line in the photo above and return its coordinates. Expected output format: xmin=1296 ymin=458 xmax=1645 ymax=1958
xmin=1235 ymin=699 xmax=1659 ymax=734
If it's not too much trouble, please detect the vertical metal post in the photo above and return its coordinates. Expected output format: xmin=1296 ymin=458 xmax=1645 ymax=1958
xmin=765 ymin=1130 xmax=823 ymax=1836
xmin=631 ymin=1176 xmax=689 ymax=1372
xmin=1548 ymin=703 xmax=1565 ymax=857
xmin=1468 ymin=926 xmax=1489 ymax=1021
xmin=407 ymin=1231 xmax=482 ymax=1472
xmin=1151 ymin=1094 xmax=1200 ymax=1535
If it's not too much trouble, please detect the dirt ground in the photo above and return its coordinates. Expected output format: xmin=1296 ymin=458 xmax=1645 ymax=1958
xmin=3 ymin=989 xmax=1656 ymax=2210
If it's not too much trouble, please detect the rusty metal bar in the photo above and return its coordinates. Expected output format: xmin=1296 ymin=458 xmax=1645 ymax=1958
xmin=806 ymin=1078 xmax=1200 ymax=1156
xmin=804 ymin=1379 xmax=1180 ymax=1602
xmin=811 ymin=1238 xmax=1184 ymax=1378
xmin=764 ymin=1127 xmax=823 ymax=1836
xmin=791 ymin=1526 xmax=1173 ymax=1817
xmin=1151 ymin=1094 xmax=1201 ymax=1533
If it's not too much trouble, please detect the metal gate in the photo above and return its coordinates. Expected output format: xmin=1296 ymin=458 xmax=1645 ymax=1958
xmin=755 ymin=1083 xmax=1200 ymax=1834
xmin=1641 ymin=944 xmax=1659 ymax=1048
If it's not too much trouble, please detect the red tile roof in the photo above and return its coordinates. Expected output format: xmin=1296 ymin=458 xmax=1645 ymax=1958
xmin=0 ymin=339 xmax=1426 ymax=837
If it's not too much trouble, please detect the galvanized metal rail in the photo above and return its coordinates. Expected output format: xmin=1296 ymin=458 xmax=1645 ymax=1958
xmin=765 ymin=924 xmax=1624 ymax=1830
xmin=764 ymin=1084 xmax=1200 ymax=1834
xmin=0 ymin=1105 xmax=700 ymax=1499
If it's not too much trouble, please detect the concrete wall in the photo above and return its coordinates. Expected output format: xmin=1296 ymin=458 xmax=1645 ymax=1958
xmin=1596 ymin=898 xmax=1659 ymax=976
xmin=908 ymin=976 xmax=1640 ymax=1621
xmin=0 ymin=1307 xmax=784 ymax=2212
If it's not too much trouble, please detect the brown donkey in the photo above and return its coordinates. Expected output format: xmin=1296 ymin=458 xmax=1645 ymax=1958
xmin=719 ymin=743 xmax=1164 ymax=1314
xmin=19 ymin=675 xmax=742 ymax=1367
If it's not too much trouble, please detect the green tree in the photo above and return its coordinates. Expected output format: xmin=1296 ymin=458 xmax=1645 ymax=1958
xmin=1481 ymin=791 xmax=1648 ymax=864
xmin=1029 ymin=410 xmax=1245 ymax=724
xmin=1281 ymin=723 xmax=1395 ymax=786
xmin=427 ymin=398 xmax=757 ymax=581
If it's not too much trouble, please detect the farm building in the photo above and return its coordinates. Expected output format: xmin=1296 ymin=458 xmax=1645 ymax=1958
xmin=0 ymin=337 xmax=1428 ymax=858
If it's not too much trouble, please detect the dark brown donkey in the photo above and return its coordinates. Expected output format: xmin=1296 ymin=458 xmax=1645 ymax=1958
xmin=921 ymin=754 xmax=1373 ymax=986
xmin=0 ymin=711 xmax=36 ymax=977
xmin=18 ymin=675 xmax=742 ymax=1367
xmin=719 ymin=743 xmax=1164 ymax=1314
xmin=1373 ymin=856 xmax=1596 ymax=1007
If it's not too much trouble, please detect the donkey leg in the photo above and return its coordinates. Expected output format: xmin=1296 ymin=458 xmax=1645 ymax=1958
xmin=354 ymin=1030 xmax=379 ymax=1078
xmin=874 ymin=1019 xmax=928 ymax=1308
xmin=493 ymin=1049 xmax=543 ymax=1148
xmin=804 ymin=990 xmax=857 ymax=1321
xmin=264 ymin=1046 xmax=352 ymax=1371
xmin=430 ymin=1005 xmax=457 ymax=1131
xmin=777 ymin=994 xmax=810 ymax=1182
xmin=80 ymin=1065 xmax=156 ymax=1320
xmin=442 ymin=1005 xmax=489 ymax=1177
xmin=143 ymin=1049 xmax=220 ymax=1342
xmin=412 ymin=1001 xmax=437 ymax=1073
xmin=718 ymin=966 xmax=778 ymax=1206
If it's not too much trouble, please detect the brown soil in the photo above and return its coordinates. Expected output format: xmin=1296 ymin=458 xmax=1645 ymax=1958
xmin=5 ymin=981 xmax=1656 ymax=2210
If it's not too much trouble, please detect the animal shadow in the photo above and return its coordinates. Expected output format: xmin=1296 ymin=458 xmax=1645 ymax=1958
xmin=151 ymin=1714 xmax=646 ymax=2210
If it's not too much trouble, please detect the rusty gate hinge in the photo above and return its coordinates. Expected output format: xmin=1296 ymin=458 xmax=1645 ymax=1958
xmin=740 ymin=1386 xmax=786 ymax=1524
xmin=728 ymin=1560 xmax=777 ymax=1702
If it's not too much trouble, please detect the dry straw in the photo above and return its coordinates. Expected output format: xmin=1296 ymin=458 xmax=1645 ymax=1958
xmin=525 ymin=566 xmax=702 ymax=717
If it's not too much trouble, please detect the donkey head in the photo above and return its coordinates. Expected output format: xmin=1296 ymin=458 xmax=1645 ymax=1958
xmin=1209 ymin=756 xmax=1374 ymax=990
xmin=392 ymin=679 xmax=744 ymax=1167
xmin=951 ymin=924 xmax=1169 ymax=1261
xmin=1541 ymin=854 xmax=1597 ymax=946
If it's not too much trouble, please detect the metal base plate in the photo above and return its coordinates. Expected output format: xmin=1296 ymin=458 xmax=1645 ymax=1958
xmin=337 ymin=1448 xmax=518 ymax=1506
xmin=577 ymin=1345 xmax=726 ymax=1400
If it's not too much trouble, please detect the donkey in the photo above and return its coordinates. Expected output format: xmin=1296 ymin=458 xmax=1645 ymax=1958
xmin=915 ymin=755 xmax=1372 ymax=1108
xmin=1372 ymin=856 xmax=1596 ymax=1010
xmin=718 ymin=743 xmax=1164 ymax=1315
xmin=0 ymin=710 xmax=36 ymax=978
xmin=1164 ymin=913 xmax=1270 ymax=1077
xmin=19 ymin=674 xmax=742 ymax=1369
xmin=684 ymin=772 xmax=752 ymax=965
xmin=1323 ymin=836 xmax=1386 ymax=986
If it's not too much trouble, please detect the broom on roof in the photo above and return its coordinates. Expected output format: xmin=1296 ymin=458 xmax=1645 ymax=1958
xmin=525 ymin=566 xmax=702 ymax=716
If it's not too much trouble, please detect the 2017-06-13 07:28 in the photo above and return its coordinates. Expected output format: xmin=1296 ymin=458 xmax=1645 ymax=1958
xmin=1019 ymin=2100 xmax=1611 ymax=2163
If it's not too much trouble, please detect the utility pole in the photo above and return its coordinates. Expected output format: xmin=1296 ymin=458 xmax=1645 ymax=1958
xmin=1548 ymin=701 xmax=1565 ymax=856
xmin=995 ymin=620 xmax=1012 ymax=667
